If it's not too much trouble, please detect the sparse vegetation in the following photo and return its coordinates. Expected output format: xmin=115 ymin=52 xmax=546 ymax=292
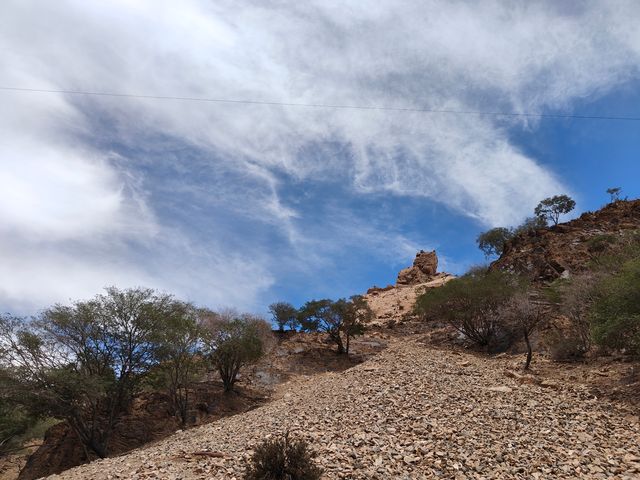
xmin=244 ymin=432 xmax=322 ymax=480
xmin=497 ymin=293 xmax=543 ymax=369
xmin=547 ymin=329 xmax=590 ymax=362
xmin=476 ymin=195 xmax=576 ymax=259
xmin=538 ymin=230 xmax=640 ymax=360
xmin=416 ymin=268 xmax=525 ymax=351
xmin=586 ymin=234 xmax=617 ymax=255
xmin=476 ymin=217 xmax=547 ymax=258
xmin=534 ymin=194 xmax=576 ymax=226
xmin=512 ymin=216 xmax=548 ymax=235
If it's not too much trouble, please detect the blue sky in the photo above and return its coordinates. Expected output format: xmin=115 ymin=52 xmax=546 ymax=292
xmin=1 ymin=0 xmax=639 ymax=315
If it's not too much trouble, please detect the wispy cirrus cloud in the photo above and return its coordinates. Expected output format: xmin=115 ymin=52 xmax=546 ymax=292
xmin=1 ymin=0 xmax=639 ymax=312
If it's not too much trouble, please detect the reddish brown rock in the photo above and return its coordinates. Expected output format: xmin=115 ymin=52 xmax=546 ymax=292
xmin=396 ymin=250 xmax=438 ymax=285
xmin=491 ymin=199 xmax=640 ymax=282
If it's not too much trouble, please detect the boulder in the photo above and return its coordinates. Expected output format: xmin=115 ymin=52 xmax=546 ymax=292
xmin=396 ymin=250 xmax=438 ymax=285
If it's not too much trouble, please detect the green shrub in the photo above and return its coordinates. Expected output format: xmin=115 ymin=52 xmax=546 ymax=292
xmin=590 ymin=258 xmax=640 ymax=354
xmin=244 ymin=433 xmax=322 ymax=480
xmin=590 ymin=231 xmax=640 ymax=273
xmin=415 ymin=268 xmax=524 ymax=350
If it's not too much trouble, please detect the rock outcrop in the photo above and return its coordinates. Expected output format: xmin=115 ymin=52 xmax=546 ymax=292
xmin=364 ymin=272 xmax=454 ymax=326
xmin=491 ymin=199 xmax=640 ymax=282
xmin=396 ymin=250 xmax=438 ymax=285
xmin=363 ymin=250 xmax=454 ymax=326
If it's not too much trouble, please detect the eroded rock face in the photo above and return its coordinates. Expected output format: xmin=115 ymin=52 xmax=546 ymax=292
xmin=397 ymin=250 xmax=438 ymax=285
xmin=491 ymin=199 xmax=640 ymax=282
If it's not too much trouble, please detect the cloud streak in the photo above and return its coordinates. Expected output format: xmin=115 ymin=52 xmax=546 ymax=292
xmin=1 ymin=0 xmax=639 ymax=312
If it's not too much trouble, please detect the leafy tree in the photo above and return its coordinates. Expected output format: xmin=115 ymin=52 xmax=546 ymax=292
xmin=534 ymin=194 xmax=576 ymax=226
xmin=606 ymin=187 xmax=622 ymax=203
xmin=0 ymin=287 xmax=176 ymax=458
xmin=416 ymin=268 xmax=524 ymax=350
xmin=298 ymin=297 xmax=370 ymax=354
xmin=268 ymin=302 xmax=298 ymax=332
xmin=203 ymin=317 xmax=267 ymax=393
xmin=150 ymin=303 xmax=205 ymax=426
xmin=298 ymin=300 xmax=341 ymax=350
xmin=476 ymin=227 xmax=513 ymax=258
xmin=331 ymin=296 xmax=372 ymax=355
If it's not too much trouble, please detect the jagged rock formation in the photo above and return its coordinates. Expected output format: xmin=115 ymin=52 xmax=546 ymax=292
xmin=491 ymin=199 xmax=640 ymax=281
xmin=396 ymin=250 xmax=438 ymax=285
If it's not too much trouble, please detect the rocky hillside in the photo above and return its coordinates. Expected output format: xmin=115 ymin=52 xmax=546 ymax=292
xmin=11 ymin=202 xmax=640 ymax=480
xmin=491 ymin=199 xmax=640 ymax=281
xmin=10 ymin=333 xmax=388 ymax=480
xmin=47 ymin=338 xmax=640 ymax=480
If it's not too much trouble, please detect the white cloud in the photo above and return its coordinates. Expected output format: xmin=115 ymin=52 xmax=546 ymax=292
xmin=1 ymin=0 xmax=639 ymax=311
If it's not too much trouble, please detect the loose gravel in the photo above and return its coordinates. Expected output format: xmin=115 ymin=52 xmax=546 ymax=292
xmin=48 ymin=338 xmax=640 ymax=479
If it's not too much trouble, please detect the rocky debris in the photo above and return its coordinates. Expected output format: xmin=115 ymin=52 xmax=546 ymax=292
xmin=491 ymin=199 xmax=640 ymax=282
xmin=10 ymin=333 xmax=387 ymax=480
xmin=397 ymin=250 xmax=439 ymax=285
xmin=48 ymin=339 xmax=640 ymax=480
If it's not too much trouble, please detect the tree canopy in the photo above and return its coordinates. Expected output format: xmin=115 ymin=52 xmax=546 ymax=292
xmin=268 ymin=302 xmax=298 ymax=332
xmin=476 ymin=227 xmax=513 ymax=258
xmin=534 ymin=194 xmax=576 ymax=226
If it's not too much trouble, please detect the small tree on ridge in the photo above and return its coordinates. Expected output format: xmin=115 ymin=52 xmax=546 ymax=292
xmin=476 ymin=227 xmax=513 ymax=258
xmin=534 ymin=195 xmax=575 ymax=226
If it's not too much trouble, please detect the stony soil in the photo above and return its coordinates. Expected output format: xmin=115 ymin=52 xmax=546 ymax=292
xmin=48 ymin=338 xmax=640 ymax=480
